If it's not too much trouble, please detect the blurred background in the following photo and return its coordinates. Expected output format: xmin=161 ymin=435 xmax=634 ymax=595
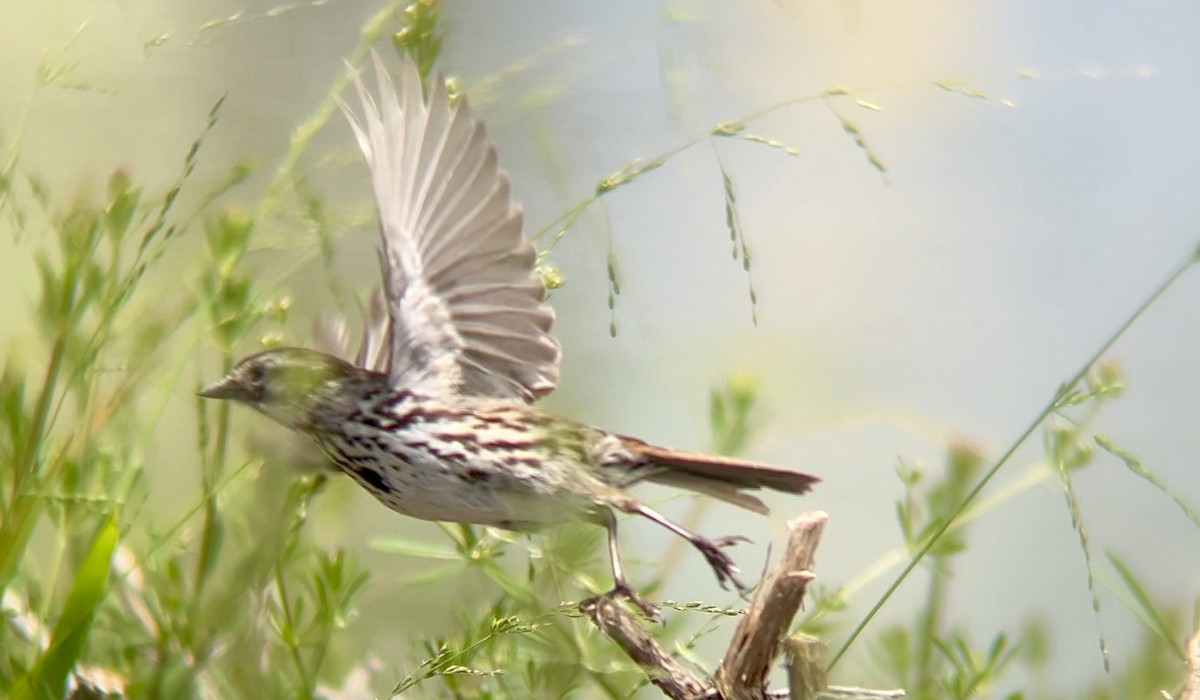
xmin=2 ymin=0 xmax=1199 ymax=697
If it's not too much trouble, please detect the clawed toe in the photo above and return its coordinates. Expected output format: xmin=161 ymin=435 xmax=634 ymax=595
xmin=693 ymin=536 xmax=747 ymax=592
xmin=616 ymin=501 xmax=755 ymax=599
xmin=598 ymin=582 xmax=662 ymax=622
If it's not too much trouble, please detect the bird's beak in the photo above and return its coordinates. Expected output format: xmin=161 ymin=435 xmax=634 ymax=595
xmin=198 ymin=375 xmax=242 ymax=400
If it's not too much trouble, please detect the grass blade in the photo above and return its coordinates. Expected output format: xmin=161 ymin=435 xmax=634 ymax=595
xmin=1104 ymin=551 xmax=1184 ymax=660
xmin=12 ymin=513 xmax=119 ymax=699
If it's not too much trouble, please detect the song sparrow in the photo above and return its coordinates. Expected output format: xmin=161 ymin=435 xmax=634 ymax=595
xmin=200 ymin=52 xmax=819 ymax=616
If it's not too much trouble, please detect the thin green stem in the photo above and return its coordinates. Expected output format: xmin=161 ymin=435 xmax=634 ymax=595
xmin=0 ymin=336 xmax=66 ymax=593
xmin=192 ymin=353 xmax=232 ymax=621
xmin=529 ymin=87 xmax=887 ymax=248
xmin=0 ymin=91 xmax=36 ymax=227
xmin=252 ymin=0 xmax=408 ymax=228
xmin=530 ymin=141 xmax=692 ymax=244
xmin=828 ymin=242 xmax=1200 ymax=670
xmin=13 ymin=337 xmax=64 ymax=494
xmin=913 ymin=555 xmax=946 ymax=695
xmin=274 ymin=567 xmax=314 ymax=698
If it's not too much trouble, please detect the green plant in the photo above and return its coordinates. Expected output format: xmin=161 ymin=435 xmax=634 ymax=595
xmin=2 ymin=4 xmax=1199 ymax=699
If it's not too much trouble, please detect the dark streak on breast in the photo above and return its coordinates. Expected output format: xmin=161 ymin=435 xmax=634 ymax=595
xmin=361 ymin=414 xmax=399 ymax=431
xmin=501 ymin=454 xmax=542 ymax=468
xmin=355 ymin=466 xmax=390 ymax=494
xmin=477 ymin=437 xmax=536 ymax=450
xmin=382 ymin=390 xmax=415 ymax=409
xmin=462 ymin=467 xmax=492 ymax=482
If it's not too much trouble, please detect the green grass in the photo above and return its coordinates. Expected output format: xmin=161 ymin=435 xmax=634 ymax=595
xmin=1 ymin=3 xmax=1198 ymax=699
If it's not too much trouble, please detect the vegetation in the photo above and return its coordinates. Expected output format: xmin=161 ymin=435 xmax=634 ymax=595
xmin=1 ymin=2 xmax=1196 ymax=698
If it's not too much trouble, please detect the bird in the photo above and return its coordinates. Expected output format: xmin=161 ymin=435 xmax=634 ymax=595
xmin=199 ymin=51 xmax=819 ymax=616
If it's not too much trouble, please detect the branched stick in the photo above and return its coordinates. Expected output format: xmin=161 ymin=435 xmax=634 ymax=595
xmin=582 ymin=511 xmax=904 ymax=699
xmin=716 ymin=511 xmax=827 ymax=699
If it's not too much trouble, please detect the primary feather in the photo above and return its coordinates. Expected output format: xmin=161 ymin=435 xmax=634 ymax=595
xmin=338 ymin=53 xmax=560 ymax=402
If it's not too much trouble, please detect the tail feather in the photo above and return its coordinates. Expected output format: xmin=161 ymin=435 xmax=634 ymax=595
xmin=621 ymin=437 xmax=820 ymax=514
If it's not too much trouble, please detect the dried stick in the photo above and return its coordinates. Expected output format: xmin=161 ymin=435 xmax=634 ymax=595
xmin=715 ymin=511 xmax=828 ymax=699
xmin=582 ymin=511 xmax=903 ymax=699
xmin=1181 ymin=622 xmax=1200 ymax=700
xmin=580 ymin=595 xmax=713 ymax=700
xmin=784 ymin=635 xmax=826 ymax=700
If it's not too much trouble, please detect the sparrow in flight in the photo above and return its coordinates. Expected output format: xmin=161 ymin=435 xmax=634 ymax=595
xmin=200 ymin=52 xmax=819 ymax=616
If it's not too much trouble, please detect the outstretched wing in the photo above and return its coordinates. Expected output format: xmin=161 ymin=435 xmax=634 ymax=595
xmin=339 ymin=52 xmax=560 ymax=401
xmin=311 ymin=289 xmax=392 ymax=374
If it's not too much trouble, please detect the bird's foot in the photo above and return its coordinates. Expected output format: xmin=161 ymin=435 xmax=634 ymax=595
xmin=712 ymin=534 xmax=752 ymax=549
xmin=693 ymin=534 xmax=751 ymax=593
xmin=589 ymin=581 xmax=662 ymax=623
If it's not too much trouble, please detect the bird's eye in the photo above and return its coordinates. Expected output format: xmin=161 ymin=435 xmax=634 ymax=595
xmin=247 ymin=364 xmax=266 ymax=384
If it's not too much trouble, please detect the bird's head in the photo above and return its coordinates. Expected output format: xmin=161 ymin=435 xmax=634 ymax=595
xmin=199 ymin=348 xmax=365 ymax=431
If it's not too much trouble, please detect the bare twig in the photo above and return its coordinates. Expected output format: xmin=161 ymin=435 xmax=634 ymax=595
xmin=716 ymin=512 xmax=828 ymax=699
xmin=784 ymin=635 xmax=825 ymax=700
xmin=580 ymin=595 xmax=713 ymax=700
xmin=1180 ymin=622 xmax=1200 ymax=700
xmin=582 ymin=511 xmax=903 ymax=699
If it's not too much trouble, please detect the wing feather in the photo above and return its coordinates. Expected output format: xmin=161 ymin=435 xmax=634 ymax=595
xmin=340 ymin=52 xmax=560 ymax=401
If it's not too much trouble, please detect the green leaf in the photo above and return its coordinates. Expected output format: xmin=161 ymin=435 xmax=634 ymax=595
xmin=104 ymin=171 xmax=141 ymax=242
xmin=13 ymin=513 xmax=119 ymax=700
xmin=480 ymin=561 xmax=536 ymax=605
xmin=370 ymin=536 xmax=461 ymax=560
xmin=1103 ymin=551 xmax=1184 ymax=660
xmin=401 ymin=563 xmax=467 ymax=587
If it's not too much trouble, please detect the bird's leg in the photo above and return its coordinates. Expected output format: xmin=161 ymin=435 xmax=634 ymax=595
xmin=612 ymin=496 xmax=750 ymax=593
xmin=594 ymin=509 xmax=661 ymax=621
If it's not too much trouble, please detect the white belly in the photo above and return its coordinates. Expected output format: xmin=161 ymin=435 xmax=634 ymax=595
xmin=315 ymin=428 xmax=593 ymax=529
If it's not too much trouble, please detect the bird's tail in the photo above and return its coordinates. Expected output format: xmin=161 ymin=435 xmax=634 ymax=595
xmin=621 ymin=437 xmax=819 ymax=515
